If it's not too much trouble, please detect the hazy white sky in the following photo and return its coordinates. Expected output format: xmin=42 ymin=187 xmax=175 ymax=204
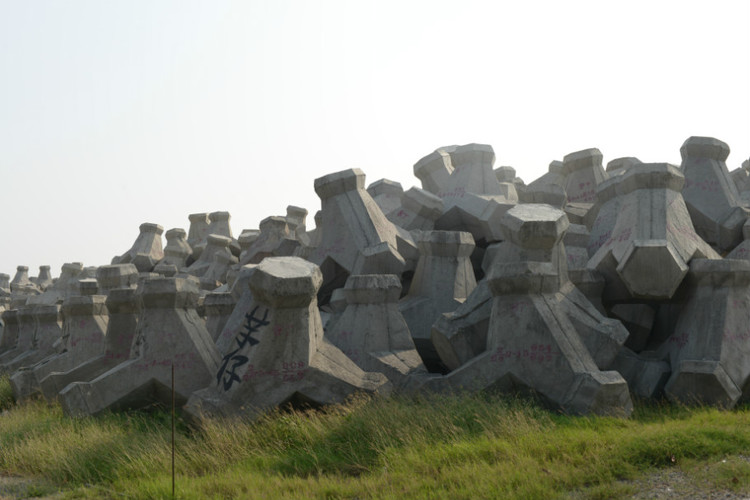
xmin=1 ymin=0 xmax=748 ymax=278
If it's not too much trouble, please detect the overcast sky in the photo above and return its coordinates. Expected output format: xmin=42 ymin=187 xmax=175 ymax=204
xmin=1 ymin=0 xmax=748 ymax=278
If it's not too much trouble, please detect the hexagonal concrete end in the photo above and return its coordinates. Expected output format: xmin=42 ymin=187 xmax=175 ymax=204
xmin=250 ymin=257 xmax=323 ymax=309
xmin=413 ymin=148 xmax=452 ymax=181
xmin=140 ymin=277 xmax=200 ymax=309
xmin=680 ymin=136 xmax=730 ymax=162
xmin=416 ymin=230 xmax=475 ymax=257
xmin=616 ymin=163 xmax=685 ymax=196
xmin=606 ymin=157 xmax=641 ymax=173
xmin=449 ymin=143 xmax=495 ymax=170
xmin=495 ymin=166 xmax=516 ymax=182
xmin=314 ymin=168 xmax=366 ymax=200
xmin=367 ymin=178 xmax=403 ymax=198
xmin=548 ymin=160 xmax=564 ymax=173
xmin=616 ymin=240 xmax=688 ymax=300
xmin=562 ymin=148 xmax=603 ymax=173
xmin=501 ymin=204 xmax=569 ymax=250
xmin=665 ymin=360 xmax=741 ymax=407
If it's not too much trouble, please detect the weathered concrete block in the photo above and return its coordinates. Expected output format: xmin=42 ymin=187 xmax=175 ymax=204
xmin=367 ymin=179 xmax=405 ymax=219
xmin=112 ymin=223 xmax=165 ymax=273
xmin=427 ymin=204 xmax=632 ymax=416
xmin=1 ymin=304 xmax=63 ymax=375
xmin=399 ymin=231 xmax=476 ymax=371
xmin=184 ymin=234 xmax=235 ymax=279
xmin=387 ymin=187 xmax=444 ymax=231
xmin=59 ymin=277 xmax=221 ymax=416
xmin=609 ymin=347 xmax=670 ymax=399
xmin=185 ymin=257 xmax=390 ymax=420
xmin=39 ymin=287 xmax=141 ymax=401
xmin=310 ymin=169 xmax=410 ymax=304
xmin=204 ymin=292 xmax=236 ymax=341
xmin=0 ymin=309 xmax=19 ymax=358
xmin=326 ymin=274 xmax=427 ymax=389
xmin=155 ymin=228 xmax=193 ymax=274
xmin=239 ymin=216 xmax=299 ymax=266
xmin=11 ymin=295 xmax=108 ymax=401
xmin=10 ymin=266 xmax=40 ymax=296
xmin=659 ymin=259 xmax=750 ymax=407
xmin=187 ymin=213 xmax=210 ymax=260
xmin=415 ymin=144 xmax=517 ymax=243
xmin=562 ymin=148 xmax=607 ymax=205
xmin=33 ymin=266 xmax=53 ymax=291
xmin=96 ymin=264 xmax=138 ymax=295
xmin=588 ymin=163 xmax=719 ymax=302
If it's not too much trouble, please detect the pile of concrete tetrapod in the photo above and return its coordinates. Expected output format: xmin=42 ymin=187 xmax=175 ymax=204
xmin=3 ymin=136 xmax=750 ymax=421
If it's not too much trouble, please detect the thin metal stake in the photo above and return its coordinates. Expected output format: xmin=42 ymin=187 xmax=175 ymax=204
xmin=172 ymin=362 xmax=175 ymax=499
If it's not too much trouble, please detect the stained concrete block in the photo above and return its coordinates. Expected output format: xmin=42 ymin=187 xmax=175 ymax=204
xmin=562 ymin=148 xmax=607 ymax=204
xmin=40 ymin=287 xmax=141 ymax=401
xmin=325 ymin=274 xmax=427 ymax=388
xmin=387 ymin=187 xmax=444 ymax=231
xmin=112 ymin=223 xmax=165 ymax=273
xmin=588 ymin=163 xmax=719 ymax=302
xmin=310 ymin=169 xmax=409 ymax=305
xmin=367 ymin=179 xmax=405 ymax=219
xmin=11 ymin=295 xmax=109 ymax=401
xmin=659 ymin=259 xmax=750 ymax=407
xmin=415 ymin=144 xmax=517 ymax=243
xmin=33 ymin=266 xmax=53 ymax=291
xmin=96 ymin=264 xmax=138 ymax=295
xmin=60 ymin=277 xmax=221 ymax=416
xmin=563 ymin=224 xmax=590 ymax=271
xmin=204 ymin=292 xmax=236 ymax=341
xmin=10 ymin=266 xmax=40 ymax=295
xmin=399 ymin=231 xmax=476 ymax=371
xmin=680 ymin=137 xmax=749 ymax=251
xmin=427 ymin=204 xmax=632 ymax=416
xmin=1 ymin=304 xmax=63 ymax=374
xmin=184 ymin=235 xmax=235 ymax=278
xmin=155 ymin=228 xmax=193 ymax=274
xmin=239 ymin=216 xmax=300 ymax=266
xmin=184 ymin=257 xmax=391 ymax=420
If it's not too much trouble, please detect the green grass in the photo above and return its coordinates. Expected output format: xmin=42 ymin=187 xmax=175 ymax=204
xmin=0 ymin=374 xmax=749 ymax=499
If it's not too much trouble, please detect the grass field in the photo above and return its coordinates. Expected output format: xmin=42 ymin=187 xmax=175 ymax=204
xmin=1 ymin=374 xmax=749 ymax=499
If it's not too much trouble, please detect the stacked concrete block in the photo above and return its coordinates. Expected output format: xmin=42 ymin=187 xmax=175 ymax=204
xmin=606 ymin=157 xmax=641 ymax=177
xmin=730 ymin=159 xmax=750 ymax=203
xmin=562 ymin=148 xmax=607 ymax=205
xmin=367 ymin=179 xmax=404 ymax=219
xmin=154 ymin=228 xmax=193 ymax=276
xmin=286 ymin=205 xmax=311 ymax=247
xmin=526 ymin=160 xmax=565 ymax=190
xmin=325 ymin=274 xmax=427 ymax=388
xmin=415 ymin=144 xmax=517 ymax=243
xmin=310 ymin=168 xmax=410 ymax=304
xmin=33 ymin=266 xmax=53 ymax=291
xmin=237 ymin=229 xmax=260 ymax=259
xmin=427 ymin=204 xmax=632 ymax=415
xmin=387 ymin=187 xmax=444 ymax=231
xmin=1 ymin=304 xmax=63 ymax=374
xmin=726 ymin=219 xmax=750 ymax=261
xmin=564 ymin=224 xmax=591 ymax=271
xmin=399 ymin=231 xmax=477 ymax=371
xmin=96 ymin=264 xmax=138 ymax=295
xmin=60 ymin=277 xmax=221 ymax=416
xmin=201 ymin=251 xmax=239 ymax=290
xmin=204 ymin=292 xmax=236 ymax=341
xmin=208 ymin=211 xmax=241 ymax=257
xmin=680 ymin=136 xmax=749 ymax=252
xmin=187 ymin=213 xmax=211 ymax=260
xmin=10 ymin=266 xmax=40 ymax=296
xmin=0 ymin=273 xmax=10 ymax=293
xmin=588 ymin=163 xmax=719 ymax=303
xmin=183 ymin=234 xmax=235 ymax=278
xmin=11 ymin=294 xmax=109 ymax=400
xmin=184 ymin=257 xmax=390 ymax=419
xmin=658 ymin=259 xmax=750 ymax=407
xmin=0 ymin=309 xmax=19 ymax=358
xmin=40 ymin=287 xmax=141 ymax=401
xmin=239 ymin=216 xmax=300 ymax=266
xmin=112 ymin=223 xmax=165 ymax=273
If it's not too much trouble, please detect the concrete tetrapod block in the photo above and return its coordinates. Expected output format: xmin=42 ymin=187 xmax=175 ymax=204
xmin=59 ymin=277 xmax=221 ymax=417
xmin=609 ymin=347 xmax=671 ymax=399
xmin=208 ymin=211 xmax=241 ymax=257
xmin=183 ymin=234 xmax=235 ymax=278
xmin=426 ymin=204 xmax=633 ymax=416
xmin=204 ymin=292 xmax=236 ymax=341
xmin=2 ymin=304 xmax=63 ymax=375
xmin=11 ymin=295 xmax=109 ymax=401
xmin=726 ymin=219 xmax=750 ymax=261
xmin=33 ymin=266 xmax=53 ymax=291
xmin=415 ymin=144 xmax=517 ymax=243
xmin=0 ymin=309 xmax=20 ymax=358
xmin=387 ymin=187 xmax=444 ymax=231
xmin=112 ymin=223 xmax=165 ymax=273
xmin=367 ymin=179 xmax=405 ymax=220
xmin=40 ymin=287 xmax=141 ymax=401
xmin=659 ymin=259 xmax=750 ymax=407
xmin=562 ymin=148 xmax=607 ymax=205
xmin=187 ymin=213 xmax=210 ymax=260
xmin=0 ymin=310 xmax=32 ymax=371
xmin=680 ymin=137 xmax=749 ymax=251
xmin=325 ymin=274 xmax=427 ymax=389
xmin=184 ymin=257 xmax=391 ymax=420
xmin=587 ymin=163 xmax=720 ymax=303
xmin=399 ymin=231 xmax=476 ymax=372
xmin=239 ymin=216 xmax=300 ymax=266
xmin=310 ymin=169 xmax=408 ymax=305
xmin=285 ymin=205 xmax=311 ymax=247
xmin=10 ymin=266 xmax=40 ymax=296
xmin=27 ymin=263 xmax=85 ymax=306
xmin=155 ymin=228 xmax=193 ymax=274
xmin=96 ymin=264 xmax=138 ymax=295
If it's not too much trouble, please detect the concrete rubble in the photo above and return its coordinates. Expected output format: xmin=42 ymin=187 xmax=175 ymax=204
xmin=5 ymin=135 xmax=750 ymax=418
